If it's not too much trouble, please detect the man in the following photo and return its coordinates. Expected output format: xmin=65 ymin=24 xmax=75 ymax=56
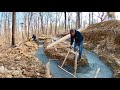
xmin=32 ymin=34 xmax=37 ymax=41
xmin=70 ymin=29 xmax=84 ymax=63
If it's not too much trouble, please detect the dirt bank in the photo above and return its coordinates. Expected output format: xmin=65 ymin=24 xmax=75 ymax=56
xmin=44 ymin=38 xmax=89 ymax=67
xmin=82 ymin=20 xmax=120 ymax=78
xmin=0 ymin=41 xmax=51 ymax=78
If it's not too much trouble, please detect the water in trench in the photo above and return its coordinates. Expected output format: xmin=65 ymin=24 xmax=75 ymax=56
xmin=35 ymin=41 xmax=113 ymax=78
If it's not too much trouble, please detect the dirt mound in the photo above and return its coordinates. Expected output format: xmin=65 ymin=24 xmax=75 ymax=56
xmin=44 ymin=38 xmax=89 ymax=67
xmin=87 ymin=20 xmax=120 ymax=30
xmin=0 ymin=41 xmax=50 ymax=78
xmin=82 ymin=20 xmax=120 ymax=77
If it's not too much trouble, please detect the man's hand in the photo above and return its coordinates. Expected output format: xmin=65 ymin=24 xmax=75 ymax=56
xmin=76 ymin=46 xmax=79 ymax=51
xmin=70 ymin=45 xmax=72 ymax=49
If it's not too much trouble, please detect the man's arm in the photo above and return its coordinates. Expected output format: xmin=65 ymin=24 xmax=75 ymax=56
xmin=70 ymin=35 xmax=74 ymax=45
xmin=76 ymin=31 xmax=83 ymax=46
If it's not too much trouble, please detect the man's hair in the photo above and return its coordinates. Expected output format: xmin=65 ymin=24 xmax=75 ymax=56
xmin=70 ymin=29 xmax=75 ymax=34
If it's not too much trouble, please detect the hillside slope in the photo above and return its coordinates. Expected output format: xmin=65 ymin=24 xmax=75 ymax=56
xmin=82 ymin=20 xmax=120 ymax=77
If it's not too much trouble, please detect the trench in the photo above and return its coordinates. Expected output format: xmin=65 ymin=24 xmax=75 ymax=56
xmin=35 ymin=40 xmax=113 ymax=78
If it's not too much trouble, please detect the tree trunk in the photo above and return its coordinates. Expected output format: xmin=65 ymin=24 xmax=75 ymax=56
xmin=68 ymin=12 xmax=71 ymax=30
xmin=12 ymin=12 xmax=16 ymax=47
xmin=31 ymin=25 xmax=33 ymax=36
xmin=64 ymin=12 xmax=66 ymax=32
xmin=50 ymin=22 xmax=52 ymax=35
xmin=0 ymin=20 xmax=1 ymax=36
xmin=89 ymin=12 xmax=91 ymax=25
xmin=55 ymin=12 xmax=57 ymax=34
xmin=4 ymin=14 xmax=7 ymax=42
xmin=46 ymin=15 xmax=49 ymax=36
xmin=38 ymin=16 xmax=40 ymax=37
xmin=8 ymin=15 xmax=10 ymax=43
xmin=27 ymin=12 xmax=33 ymax=40
xmin=24 ymin=15 xmax=27 ymax=40
xmin=76 ymin=12 xmax=80 ymax=29
xmin=39 ymin=12 xmax=44 ymax=34
xmin=27 ymin=15 xmax=30 ymax=40
xmin=80 ymin=12 xmax=82 ymax=27
xmin=92 ymin=12 xmax=93 ymax=24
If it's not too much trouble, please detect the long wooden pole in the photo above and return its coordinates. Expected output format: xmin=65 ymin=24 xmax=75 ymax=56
xmin=46 ymin=27 xmax=87 ymax=49
xmin=74 ymin=50 xmax=78 ymax=77
xmin=46 ymin=34 xmax=70 ymax=49
xmin=61 ymin=48 xmax=71 ymax=68
xmin=58 ymin=65 xmax=77 ymax=78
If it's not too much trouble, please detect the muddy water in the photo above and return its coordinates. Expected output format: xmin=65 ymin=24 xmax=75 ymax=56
xmin=35 ymin=41 xmax=113 ymax=78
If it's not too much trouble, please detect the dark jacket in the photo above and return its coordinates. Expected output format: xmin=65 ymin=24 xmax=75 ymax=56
xmin=70 ymin=30 xmax=84 ymax=46
xmin=32 ymin=35 xmax=36 ymax=40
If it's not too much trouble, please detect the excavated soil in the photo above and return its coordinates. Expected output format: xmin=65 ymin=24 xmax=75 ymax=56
xmin=44 ymin=38 xmax=89 ymax=67
xmin=0 ymin=41 xmax=50 ymax=78
xmin=82 ymin=20 xmax=120 ymax=77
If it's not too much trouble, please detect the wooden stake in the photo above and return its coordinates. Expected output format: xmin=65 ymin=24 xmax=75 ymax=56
xmin=46 ymin=60 xmax=52 ymax=78
xmin=61 ymin=48 xmax=71 ymax=68
xmin=74 ymin=51 xmax=78 ymax=77
xmin=94 ymin=68 xmax=100 ymax=78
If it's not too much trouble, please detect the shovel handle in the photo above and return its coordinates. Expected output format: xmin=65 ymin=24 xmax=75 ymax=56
xmin=61 ymin=48 xmax=71 ymax=68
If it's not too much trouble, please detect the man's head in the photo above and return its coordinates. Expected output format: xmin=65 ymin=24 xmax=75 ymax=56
xmin=70 ymin=29 xmax=75 ymax=36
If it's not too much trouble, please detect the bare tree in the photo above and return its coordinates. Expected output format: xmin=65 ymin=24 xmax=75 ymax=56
xmin=76 ymin=12 xmax=80 ymax=29
xmin=68 ymin=12 xmax=71 ymax=30
xmin=24 ymin=13 xmax=27 ymax=40
xmin=7 ymin=13 xmax=11 ymax=43
xmin=2 ymin=12 xmax=6 ymax=42
xmin=12 ymin=12 xmax=16 ymax=47
xmin=58 ymin=12 xmax=62 ymax=28
xmin=55 ymin=12 xmax=58 ymax=34
xmin=27 ymin=12 xmax=33 ymax=40
xmin=37 ymin=16 xmax=40 ymax=37
xmin=39 ymin=12 xmax=44 ymax=34
xmin=0 ymin=20 xmax=1 ymax=36
xmin=97 ymin=12 xmax=107 ymax=22
xmin=107 ymin=12 xmax=116 ymax=20
xmin=80 ymin=12 xmax=82 ymax=27
xmin=20 ymin=22 xmax=24 ymax=41
xmin=44 ymin=13 xmax=49 ymax=36
xmin=64 ymin=12 xmax=66 ymax=32
xmin=91 ymin=12 xmax=94 ymax=24
xmin=89 ymin=12 xmax=91 ymax=25
xmin=83 ymin=21 xmax=87 ymax=28
xmin=49 ymin=13 xmax=54 ymax=35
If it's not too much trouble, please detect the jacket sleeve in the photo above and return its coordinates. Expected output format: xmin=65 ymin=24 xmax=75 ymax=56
xmin=70 ymin=35 xmax=74 ymax=45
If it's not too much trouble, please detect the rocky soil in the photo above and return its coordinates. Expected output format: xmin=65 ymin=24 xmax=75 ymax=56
xmin=82 ymin=20 xmax=120 ymax=78
xmin=44 ymin=38 xmax=89 ymax=67
xmin=0 ymin=41 xmax=51 ymax=78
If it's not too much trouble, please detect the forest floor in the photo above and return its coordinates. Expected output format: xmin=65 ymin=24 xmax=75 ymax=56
xmin=0 ymin=40 xmax=49 ymax=78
